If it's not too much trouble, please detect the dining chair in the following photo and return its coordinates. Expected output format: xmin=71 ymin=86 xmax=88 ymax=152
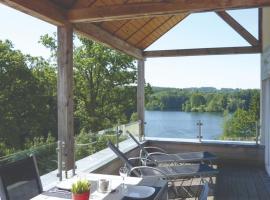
xmin=0 ymin=155 xmax=43 ymax=200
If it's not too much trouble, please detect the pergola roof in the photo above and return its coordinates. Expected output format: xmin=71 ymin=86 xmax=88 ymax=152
xmin=1 ymin=0 xmax=269 ymax=59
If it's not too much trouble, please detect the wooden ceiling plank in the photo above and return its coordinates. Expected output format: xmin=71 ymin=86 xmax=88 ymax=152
xmin=0 ymin=0 xmax=67 ymax=25
xmin=144 ymin=46 xmax=261 ymax=58
xmin=139 ymin=14 xmax=187 ymax=49
xmin=216 ymin=11 xmax=259 ymax=46
xmin=135 ymin=16 xmax=174 ymax=47
xmin=100 ymin=20 xmax=129 ymax=34
xmin=123 ymin=18 xmax=154 ymax=41
xmin=74 ymin=23 xmax=143 ymax=59
xmin=127 ymin=16 xmax=171 ymax=45
xmin=113 ymin=18 xmax=146 ymax=37
xmin=68 ymin=0 xmax=270 ymax=23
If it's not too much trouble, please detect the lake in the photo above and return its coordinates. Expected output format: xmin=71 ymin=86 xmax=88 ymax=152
xmin=145 ymin=110 xmax=224 ymax=140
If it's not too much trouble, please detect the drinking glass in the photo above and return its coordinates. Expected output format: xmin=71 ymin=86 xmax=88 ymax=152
xmin=119 ymin=166 xmax=128 ymax=189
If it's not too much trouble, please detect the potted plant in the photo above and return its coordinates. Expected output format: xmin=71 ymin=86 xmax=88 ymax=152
xmin=71 ymin=179 xmax=91 ymax=200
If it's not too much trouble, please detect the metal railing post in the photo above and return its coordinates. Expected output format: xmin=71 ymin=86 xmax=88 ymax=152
xmin=57 ymin=140 xmax=63 ymax=181
xmin=116 ymin=125 xmax=123 ymax=148
xmin=197 ymin=120 xmax=203 ymax=142
xmin=255 ymin=121 xmax=260 ymax=146
xmin=116 ymin=126 xmax=119 ymax=148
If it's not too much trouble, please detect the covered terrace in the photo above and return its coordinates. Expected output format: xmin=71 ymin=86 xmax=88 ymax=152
xmin=1 ymin=0 xmax=270 ymax=199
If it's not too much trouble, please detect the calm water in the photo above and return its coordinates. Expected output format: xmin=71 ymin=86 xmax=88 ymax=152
xmin=145 ymin=111 xmax=224 ymax=139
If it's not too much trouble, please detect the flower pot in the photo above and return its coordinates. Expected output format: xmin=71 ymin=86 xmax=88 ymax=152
xmin=72 ymin=191 xmax=90 ymax=200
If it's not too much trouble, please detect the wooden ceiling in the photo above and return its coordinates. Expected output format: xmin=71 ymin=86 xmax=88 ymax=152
xmin=49 ymin=0 xmax=188 ymax=49
xmin=0 ymin=0 xmax=269 ymax=58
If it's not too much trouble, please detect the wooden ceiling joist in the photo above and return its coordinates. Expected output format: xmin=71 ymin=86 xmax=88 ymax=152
xmin=74 ymin=23 xmax=144 ymax=59
xmin=67 ymin=0 xmax=270 ymax=23
xmin=143 ymin=46 xmax=261 ymax=58
xmin=0 ymin=0 xmax=66 ymax=25
xmin=216 ymin=11 xmax=259 ymax=46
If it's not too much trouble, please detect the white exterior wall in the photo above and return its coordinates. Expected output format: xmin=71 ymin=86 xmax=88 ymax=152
xmin=261 ymin=7 xmax=270 ymax=175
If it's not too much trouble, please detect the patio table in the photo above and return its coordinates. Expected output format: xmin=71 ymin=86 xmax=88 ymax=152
xmin=31 ymin=173 xmax=168 ymax=200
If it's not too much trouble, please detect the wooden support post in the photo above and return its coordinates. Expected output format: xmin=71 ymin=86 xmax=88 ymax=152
xmin=137 ymin=59 xmax=145 ymax=140
xmin=57 ymin=24 xmax=75 ymax=174
xmin=261 ymin=7 xmax=270 ymax=175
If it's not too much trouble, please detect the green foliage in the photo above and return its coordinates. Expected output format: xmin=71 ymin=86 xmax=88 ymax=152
xmin=0 ymin=40 xmax=57 ymax=148
xmin=130 ymin=112 xmax=138 ymax=122
xmin=73 ymin=38 xmax=137 ymax=133
xmin=0 ymin=36 xmax=139 ymax=175
xmin=222 ymin=91 xmax=260 ymax=140
xmin=75 ymin=130 xmax=96 ymax=161
xmin=222 ymin=109 xmax=257 ymax=139
xmin=71 ymin=179 xmax=91 ymax=194
xmin=0 ymin=142 xmax=15 ymax=157
xmin=190 ymin=93 xmax=206 ymax=108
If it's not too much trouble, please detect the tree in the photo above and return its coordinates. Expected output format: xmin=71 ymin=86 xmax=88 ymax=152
xmin=190 ymin=93 xmax=206 ymax=108
xmin=0 ymin=40 xmax=57 ymax=148
xmin=40 ymin=35 xmax=139 ymax=134
xmin=222 ymin=108 xmax=257 ymax=139
xmin=73 ymin=39 xmax=137 ymax=133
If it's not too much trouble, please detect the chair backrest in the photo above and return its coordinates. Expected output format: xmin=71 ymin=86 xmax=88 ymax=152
xmin=199 ymin=182 xmax=209 ymax=200
xmin=107 ymin=141 xmax=134 ymax=170
xmin=127 ymin=132 xmax=149 ymax=156
xmin=0 ymin=155 xmax=43 ymax=200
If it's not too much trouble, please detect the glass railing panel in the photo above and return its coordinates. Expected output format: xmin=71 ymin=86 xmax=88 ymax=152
xmin=145 ymin=117 xmax=198 ymax=139
xmin=0 ymin=142 xmax=58 ymax=176
xmin=217 ymin=121 xmax=260 ymax=142
xmin=145 ymin=109 xmax=260 ymax=143
xmin=74 ymin=121 xmax=141 ymax=161
xmin=119 ymin=121 xmax=141 ymax=137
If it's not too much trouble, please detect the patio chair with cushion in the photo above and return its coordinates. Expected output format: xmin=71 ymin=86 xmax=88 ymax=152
xmin=108 ymin=141 xmax=218 ymax=198
xmin=127 ymin=131 xmax=217 ymax=166
xmin=0 ymin=155 xmax=43 ymax=200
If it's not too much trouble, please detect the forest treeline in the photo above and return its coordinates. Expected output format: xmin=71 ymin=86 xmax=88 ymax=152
xmin=146 ymin=87 xmax=259 ymax=113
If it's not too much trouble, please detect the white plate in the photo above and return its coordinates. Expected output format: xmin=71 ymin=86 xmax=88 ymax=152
xmin=56 ymin=179 xmax=75 ymax=190
xmin=124 ymin=186 xmax=155 ymax=198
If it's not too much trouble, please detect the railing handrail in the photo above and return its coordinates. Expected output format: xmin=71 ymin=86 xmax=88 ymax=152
xmin=0 ymin=142 xmax=57 ymax=161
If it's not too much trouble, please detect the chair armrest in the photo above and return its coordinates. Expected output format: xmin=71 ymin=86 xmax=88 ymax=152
xmin=146 ymin=152 xmax=171 ymax=159
xmin=128 ymin=166 xmax=168 ymax=178
xmin=139 ymin=147 xmax=167 ymax=159
xmin=128 ymin=157 xmax=154 ymax=165
xmin=147 ymin=152 xmax=170 ymax=156
xmin=128 ymin=157 xmax=142 ymax=161
xmin=144 ymin=146 xmax=167 ymax=153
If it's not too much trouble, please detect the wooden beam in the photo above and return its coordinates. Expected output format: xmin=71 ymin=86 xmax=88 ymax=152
xmin=144 ymin=46 xmax=261 ymax=58
xmin=68 ymin=0 xmax=270 ymax=23
xmin=0 ymin=0 xmax=67 ymax=25
xmin=74 ymin=23 xmax=143 ymax=59
xmin=57 ymin=24 xmax=75 ymax=172
xmin=216 ymin=11 xmax=259 ymax=46
xmin=137 ymin=59 xmax=145 ymax=140
xmin=259 ymin=8 xmax=263 ymax=49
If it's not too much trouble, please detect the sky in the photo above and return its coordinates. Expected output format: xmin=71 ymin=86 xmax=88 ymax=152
xmin=0 ymin=4 xmax=260 ymax=89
